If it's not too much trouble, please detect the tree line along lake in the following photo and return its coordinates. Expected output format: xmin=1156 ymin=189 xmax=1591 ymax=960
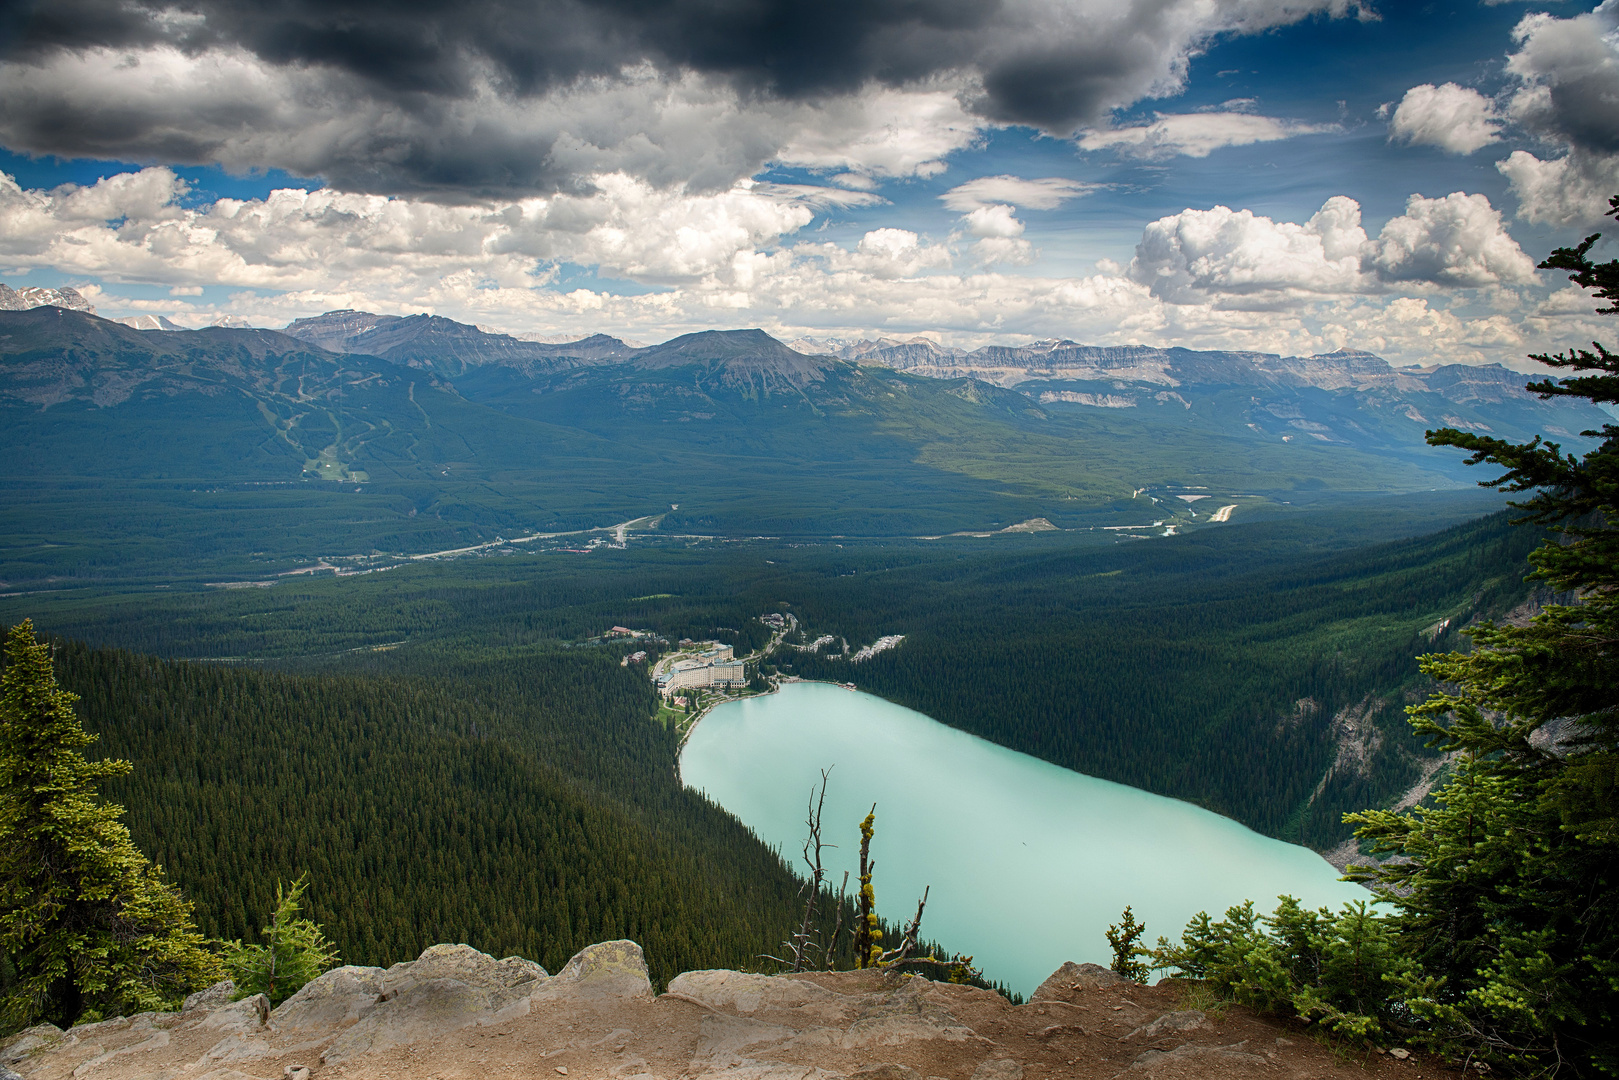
xmin=680 ymin=681 xmax=1368 ymax=997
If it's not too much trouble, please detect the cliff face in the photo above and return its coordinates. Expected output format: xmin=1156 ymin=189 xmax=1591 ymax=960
xmin=3 ymin=940 xmax=1424 ymax=1080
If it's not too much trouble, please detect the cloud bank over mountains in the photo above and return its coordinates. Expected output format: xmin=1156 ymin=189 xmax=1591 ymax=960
xmin=0 ymin=0 xmax=1612 ymax=369
xmin=2 ymin=161 xmax=1585 ymax=369
xmin=1131 ymin=193 xmax=1538 ymax=308
xmin=0 ymin=0 xmax=1368 ymax=198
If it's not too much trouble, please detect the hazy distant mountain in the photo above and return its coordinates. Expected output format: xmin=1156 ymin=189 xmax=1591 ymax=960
xmin=281 ymin=309 xmax=636 ymax=375
xmin=0 ymin=283 xmax=95 ymax=314
xmin=804 ymin=335 xmax=1527 ymax=401
xmin=3 ymin=305 xmax=1610 ymax=579
xmin=796 ymin=335 xmax=1596 ymax=447
xmin=507 ymin=329 xmax=649 ymax=349
xmin=0 ymin=305 xmax=392 ymax=411
xmin=628 ymin=329 xmax=834 ymax=391
xmin=114 ymin=314 xmax=188 ymax=331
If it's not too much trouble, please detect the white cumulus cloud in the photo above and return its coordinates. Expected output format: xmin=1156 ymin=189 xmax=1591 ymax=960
xmin=939 ymin=176 xmax=1100 ymax=212
xmin=1387 ymin=83 xmax=1502 ymax=154
xmin=961 ymin=205 xmax=1026 ymax=239
xmin=1495 ymin=3 xmax=1619 ymax=224
xmin=0 ymin=166 xmax=818 ymax=289
xmin=1076 ymin=112 xmax=1329 ymax=159
xmin=1365 ymin=192 xmax=1538 ymax=287
xmin=1128 ymin=193 xmax=1536 ymax=307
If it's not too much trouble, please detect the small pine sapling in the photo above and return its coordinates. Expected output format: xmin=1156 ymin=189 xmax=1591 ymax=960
xmin=224 ymin=875 xmax=338 ymax=1005
xmin=1106 ymin=906 xmax=1150 ymax=983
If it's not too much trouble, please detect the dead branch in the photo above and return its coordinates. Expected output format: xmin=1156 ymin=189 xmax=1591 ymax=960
xmin=782 ymin=768 xmax=836 ymax=973
xmin=877 ymin=885 xmax=929 ymax=969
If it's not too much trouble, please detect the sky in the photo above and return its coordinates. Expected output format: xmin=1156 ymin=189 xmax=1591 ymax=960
xmin=1 ymin=0 xmax=1617 ymax=366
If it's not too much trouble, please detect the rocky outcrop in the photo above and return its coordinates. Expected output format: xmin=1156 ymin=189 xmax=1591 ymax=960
xmin=1 ymin=942 xmax=1427 ymax=1080
xmin=0 ymin=285 xmax=94 ymax=314
xmin=262 ymin=942 xmax=555 ymax=1064
xmin=183 ymin=982 xmax=237 ymax=1014
xmin=1029 ymin=962 xmax=1124 ymax=1001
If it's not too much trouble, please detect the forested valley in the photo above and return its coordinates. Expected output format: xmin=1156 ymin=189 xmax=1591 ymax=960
xmin=6 ymin=490 xmax=1536 ymax=870
xmin=50 ymin=640 xmax=823 ymax=984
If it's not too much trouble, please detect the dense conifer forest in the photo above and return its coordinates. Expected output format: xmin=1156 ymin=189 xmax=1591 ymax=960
xmin=787 ymin=510 xmax=1542 ymax=844
xmin=4 ymin=494 xmax=1539 ymax=862
xmin=51 ymin=641 xmax=821 ymax=984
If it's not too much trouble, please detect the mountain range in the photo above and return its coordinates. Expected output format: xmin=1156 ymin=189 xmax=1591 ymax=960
xmin=272 ymin=310 xmax=1593 ymax=443
xmin=1 ymin=302 xmax=1607 ymax=583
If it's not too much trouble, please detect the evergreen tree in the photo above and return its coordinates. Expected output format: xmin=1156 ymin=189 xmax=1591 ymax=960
xmin=0 ymin=620 xmax=221 ymax=1030
xmin=224 ymin=876 xmax=338 ymax=1005
xmin=1105 ymin=906 xmax=1149 ymax=983
xmin=1346 ymin=199 xmax=1619 ymax=1074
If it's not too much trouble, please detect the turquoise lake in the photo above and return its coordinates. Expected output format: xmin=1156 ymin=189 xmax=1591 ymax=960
xmin=679 ymin=681 xmax=1368 ymax=997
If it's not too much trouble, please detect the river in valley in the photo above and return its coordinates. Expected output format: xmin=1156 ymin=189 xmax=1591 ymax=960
xmin=679 ymin=681 xmax=1369 ymax=998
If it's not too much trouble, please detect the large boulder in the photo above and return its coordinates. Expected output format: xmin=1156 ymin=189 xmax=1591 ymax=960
xmin=1128 ymin=1010 xmax=1207 ymax=1041
xmin=535 ymin=940 xmax=650 ymax=1002
xmin=1029 ymin=962 xmax=1125 ymax=1002
xmin=680 ymin=970 xmax=974 ymax=1069
xmin=840 ymin=977 xmax=974 ymax=1048
xmin=971 ymin=1060 xmax=1024 ymax=1080
xmin=271 ymin=965 xmax=387 ymax=1032
xmin=318 ymin=944 xmax=547 ymax=1064
xmin=1125 ymin=1040 xmax=1267 ymax=1074
xmin=666 ymin=970 xmax=847 ymax=1021
xmin=184 ymin=980 xmax=238 ymax=1013
xmin=201 ymin=994 xmax=269 ymax=1034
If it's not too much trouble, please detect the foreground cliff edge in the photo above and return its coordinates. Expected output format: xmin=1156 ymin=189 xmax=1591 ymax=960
xmin=0 ymin=940 xmax=1447 ymax=1080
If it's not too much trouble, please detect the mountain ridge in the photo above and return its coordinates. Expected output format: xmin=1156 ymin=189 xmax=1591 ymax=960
xmin=0 ymin=291 xmax=1555 ymax=409
xmin=792 ymin=334 xmax=1540 ymax=407
xmin=2 ymin=304 xmax=1609 ymax=577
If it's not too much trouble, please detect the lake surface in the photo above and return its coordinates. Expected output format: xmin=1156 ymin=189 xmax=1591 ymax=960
xmin=680 ymin=681 xmax=1367 ymax=997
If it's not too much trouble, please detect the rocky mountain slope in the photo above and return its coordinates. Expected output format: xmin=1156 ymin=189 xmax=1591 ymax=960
xmin=0 ymin=306 xmax=386 ymax=411
xmin=281 ymin=311 xmax=636 ymax=375
xmin=0 ymin=284 xmax=95 ymax=314
xmin=795 ymin=335 xmax=1526 ymax=401
xmin=1 ymin=303 xmax=1607 ymax=576
xmin=793 ymin=335 xmax=1602 ymax=450
xmin=1 ymin=940 xmax=1430 ymax=1080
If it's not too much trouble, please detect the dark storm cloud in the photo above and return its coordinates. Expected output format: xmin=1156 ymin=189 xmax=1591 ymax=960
xmin=2 ymin=0 xmax=999 ymax=101
xmin=1533 ymin=72 xmax=1619 ymax=155
xmin=1506 ymin=4 xmax=1619 ymax=155
xmin=0 ymin=0 xmax=1363 ymax=198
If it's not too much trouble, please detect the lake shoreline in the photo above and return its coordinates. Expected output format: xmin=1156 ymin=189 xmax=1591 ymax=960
xmin=682 ymin=682 xmax=1370 ymax=996
xmin=684 ymin=679 xmax=1357 ymax=881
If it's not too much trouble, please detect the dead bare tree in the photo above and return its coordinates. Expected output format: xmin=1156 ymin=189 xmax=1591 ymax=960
xmin=872 ymin=886 xmax=983 ymax=984
xmin=877 ymin=885 xmax=929 ymax=969
xmin=772 ymin=768 xmax=836 ymax=973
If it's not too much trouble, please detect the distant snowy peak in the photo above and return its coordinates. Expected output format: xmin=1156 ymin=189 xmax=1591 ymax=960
xmin=105 ymin=313 xmax=253 ymax=331
xmin=115 ymin=314 xmax=188 ymax=331
xmin=0 ymin=283 xmax=95 ymax=314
